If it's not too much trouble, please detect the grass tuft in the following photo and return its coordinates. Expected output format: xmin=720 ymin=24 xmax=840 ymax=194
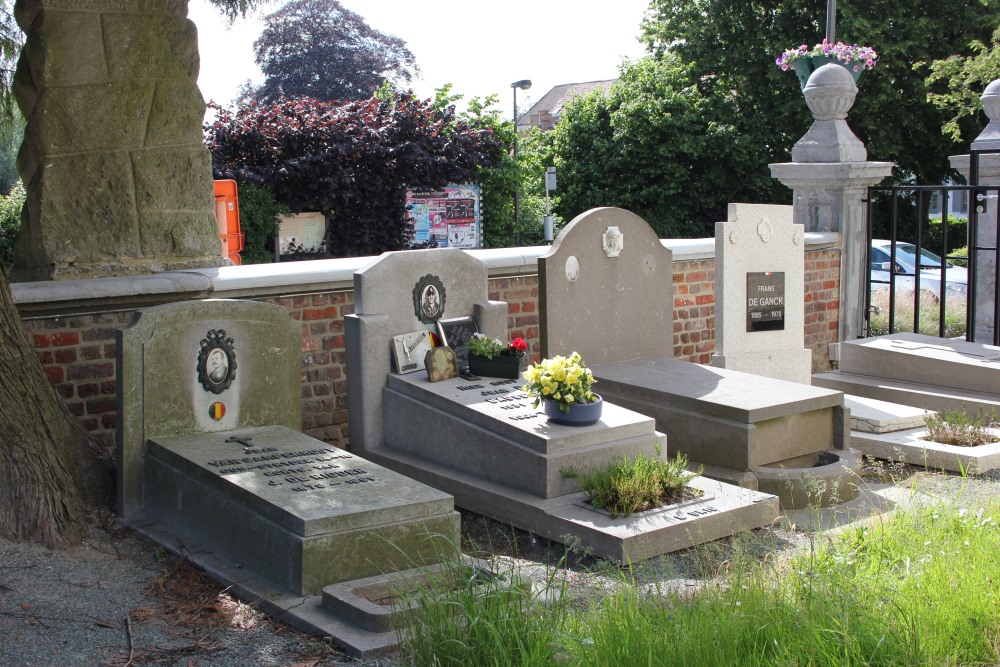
xmin=924 ymin=407 xmax=999 ymax=446
xmin=562 ymin=450 xmax=699 ymax=518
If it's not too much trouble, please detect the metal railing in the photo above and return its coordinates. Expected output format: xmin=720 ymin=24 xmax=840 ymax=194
xmin=864 ymin=148 xmax=1000 ymax=344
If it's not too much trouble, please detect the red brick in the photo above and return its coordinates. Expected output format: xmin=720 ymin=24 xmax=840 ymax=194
xmin=86 ymin=399 xmax=116 ymax=414
xmin=54 ymin=349 xmax=78 ymax=364
xmin=44 ymin=366 xmax=64 ymax=383
xmin=78 ymin=383 xmax=100 ymax=398
xmin=67 ymin=362 xmax=114 ymax=381
xmin=34 ymin=332 xmax=79 ymax=348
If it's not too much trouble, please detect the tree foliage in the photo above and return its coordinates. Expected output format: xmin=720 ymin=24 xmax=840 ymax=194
xmin=641 ymin=0 xmax=1000 ymax=185
xmin=206 ymin=92 xmax=506 ymax=257
xmin=549 ymin=56 xmax=772 ymax=238
xmin=235 ymin=183 xmax=289 ymax=264
xmin=925 ymin=27 xmax=1000 ymax=143
xmin=248 ymin=0 xmax=417 ymax=103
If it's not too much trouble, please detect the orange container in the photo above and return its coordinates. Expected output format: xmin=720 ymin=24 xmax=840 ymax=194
xmin=213 ymin=180 xmax=244 ymax=265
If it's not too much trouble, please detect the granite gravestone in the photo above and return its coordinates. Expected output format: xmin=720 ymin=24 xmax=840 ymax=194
xmin=540 ymin=207 xmax=859 ymax=508
xmin=712 ymin=203 xmax=813 ymax=384
xmin=346 ymin=246 xmax=779 ymax=561
xmin=117 ymin=299 xmax=460 ymax=656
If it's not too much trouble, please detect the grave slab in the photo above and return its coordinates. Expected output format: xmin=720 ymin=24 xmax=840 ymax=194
xmin=144 ymin=425 xmax=458 ymax=595
xmin=364 ymin=443 xmax=779 ymax=564
xmin=851 ymin=426 xmax=1000 ymax=474
xmin=837 ymin=333 xmax=1000 ymax=395
xmin=592 ymin=358 xmax=848 ymax=473
xmin=846 ymin=395 xmax=932 ymax=433
xmin=383 ymin=374 xmax=666 ymax=499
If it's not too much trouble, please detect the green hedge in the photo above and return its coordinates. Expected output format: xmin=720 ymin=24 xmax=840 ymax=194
xmin=0 ymin=181 xmax=24 ymax=269
xmin=236 ymin=182 xmax=289 ymax=264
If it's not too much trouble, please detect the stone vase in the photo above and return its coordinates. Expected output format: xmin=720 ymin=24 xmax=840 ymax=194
xmin=543 ymin=395 xmax=604 ymax=426
xmin=791 ymin=55 xmax=863 ymax=90
xmin=468 ymin=353 xmax=524 ymax=379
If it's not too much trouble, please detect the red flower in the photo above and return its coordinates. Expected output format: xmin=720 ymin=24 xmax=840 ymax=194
xmin=509 ymin=337 xmax=528 ymax=353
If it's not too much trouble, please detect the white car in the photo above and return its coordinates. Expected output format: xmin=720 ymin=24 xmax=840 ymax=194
xmin=870 ymin=239 xmax=968 ymax=300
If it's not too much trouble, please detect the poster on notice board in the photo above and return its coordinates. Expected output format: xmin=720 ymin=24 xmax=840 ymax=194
xmin=405 ymin=184 xmax=481 ymax=249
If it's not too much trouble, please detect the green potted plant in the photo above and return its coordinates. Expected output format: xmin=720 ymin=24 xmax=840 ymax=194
xmin=521 ymin=352 xmax=602 ymax=426
xmin=776 ymin=39 xmax=878 ymax=89
xmin=466 ymin=334 xmax=528 ymax=379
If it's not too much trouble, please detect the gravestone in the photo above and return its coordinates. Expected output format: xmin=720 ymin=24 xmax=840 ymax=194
xmin=346 ymin=247 xmax=779 ymax=560
xmin=117 ymin=299 xmax=460 ymax=656
xmin=540 ymin=207 xmax=859 ymax=508
xmin=712 ymin=203 xmax=812 ymax=383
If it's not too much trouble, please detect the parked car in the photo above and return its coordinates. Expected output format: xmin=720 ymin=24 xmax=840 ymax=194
xmin=870 ymin=239 xmax=968 ymax=300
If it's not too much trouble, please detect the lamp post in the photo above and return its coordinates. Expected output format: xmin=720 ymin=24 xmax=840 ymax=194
xmin=826 ymin=0 xmax=836 ymax=42
xmin=511 ymin=79 xmax=531 ymax=246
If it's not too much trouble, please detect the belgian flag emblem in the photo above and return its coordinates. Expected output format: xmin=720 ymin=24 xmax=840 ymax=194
xmin=209 ymin=402 xmax=226 ymax=421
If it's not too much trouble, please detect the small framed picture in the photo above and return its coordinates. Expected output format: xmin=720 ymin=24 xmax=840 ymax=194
xmin=436 ymin=317 xmax=478 ymax=368
xmin=392 ymin=330 xmax=434 ymax=374
xmin=425 ymin=346 xmax=459 ymax=383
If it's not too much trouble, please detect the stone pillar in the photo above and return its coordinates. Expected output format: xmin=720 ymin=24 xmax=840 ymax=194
xmin=949 ymin=79 xmax=1000 ymax=344
xmin=10 ymin=0 xmax=224 ymax=281
xmin=769 ymin=64 xmax=893 ymax=342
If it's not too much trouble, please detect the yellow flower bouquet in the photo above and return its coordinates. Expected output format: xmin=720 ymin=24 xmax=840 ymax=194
xmin=522 ymin=352 xmax=598 ymax=414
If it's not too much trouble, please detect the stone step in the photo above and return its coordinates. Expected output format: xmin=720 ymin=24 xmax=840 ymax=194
xmin=814 ymin=371 xmax=1000 ymax=416
xmin=838 ymin=333 xmax=1000 ymax=395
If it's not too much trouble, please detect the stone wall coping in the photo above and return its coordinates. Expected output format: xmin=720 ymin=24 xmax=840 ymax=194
xmin=12 ymin=233 xmax=840 ymax=316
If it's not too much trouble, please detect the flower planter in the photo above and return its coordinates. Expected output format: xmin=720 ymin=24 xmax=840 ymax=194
xmin=791 ymin=55 xmax=863 ymax=90
xmin=543 ymin=395 xmax=604 ymax=426
xmin=468 ymin=353 xmax=524 ymax=380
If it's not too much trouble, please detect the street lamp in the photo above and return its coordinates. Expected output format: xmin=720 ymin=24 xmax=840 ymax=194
xmin=511 ymin=79 xmax=531 ymax=246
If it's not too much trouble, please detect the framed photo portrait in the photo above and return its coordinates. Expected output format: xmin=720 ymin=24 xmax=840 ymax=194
xmin=412 ymin=274 xmax=447 ymax=324
xmin=197 ymin=329 xmax=237 ymax=394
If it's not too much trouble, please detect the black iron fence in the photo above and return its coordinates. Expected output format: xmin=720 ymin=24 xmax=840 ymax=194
xmin=864 ymin=149 xmax=1000 ymax=345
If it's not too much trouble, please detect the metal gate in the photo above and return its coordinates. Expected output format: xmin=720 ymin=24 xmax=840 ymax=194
xmin=864 ymin=149 xmax=1000 ymax=345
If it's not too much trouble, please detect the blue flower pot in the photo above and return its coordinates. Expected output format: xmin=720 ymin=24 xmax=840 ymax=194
xmin=790 ymin=55 xmax=863 ymax=90
xmin=543 ymin=395 xmax=603 ymax=426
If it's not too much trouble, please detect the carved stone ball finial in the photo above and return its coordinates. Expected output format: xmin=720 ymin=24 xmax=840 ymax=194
xmin=791 ymin=63 xmax=867 ymax=163
xmin=972 ymin=79 xmax=1000 ymax=150
xmin=803 ymin=63 xmax=858 ymax=121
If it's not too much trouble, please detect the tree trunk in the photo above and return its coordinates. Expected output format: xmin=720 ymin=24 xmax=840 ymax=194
xmin=0 ymin=268 xmax=114 ymax=548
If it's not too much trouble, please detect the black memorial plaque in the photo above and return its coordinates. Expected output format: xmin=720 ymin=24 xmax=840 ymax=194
xmin=746 ymin=272 xmax=785 ymax=332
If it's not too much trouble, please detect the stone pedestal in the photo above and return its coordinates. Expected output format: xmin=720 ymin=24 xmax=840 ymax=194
xmin=769 ymin=64 xmax=892 ymax=342
xmin=949 ymin=78 xmax=1000 ymax=344
xmin=10 ymin=0 xmax=225 ymax=280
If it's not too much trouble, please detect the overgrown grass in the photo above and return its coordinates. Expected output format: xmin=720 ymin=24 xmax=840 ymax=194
xmin=868 ymin=288 xmax=967 ymax=338
xmin=400 ymin=493 xmax=1000 ymax=666
xmin=562 ymin=450 xmax=699 ymax=518
xmin=925 ymin=407 xmax=999 ymax=446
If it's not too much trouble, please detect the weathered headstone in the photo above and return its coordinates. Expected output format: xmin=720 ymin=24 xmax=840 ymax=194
xmin=712 ymin=203 xmax=812 ymax=383
xmin=540 ymin=207 xmax=859 ymax=508
xmin=117 ymin=299 xmax=460 ymax=656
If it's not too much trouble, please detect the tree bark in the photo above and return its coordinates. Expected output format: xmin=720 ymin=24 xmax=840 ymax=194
xmin=0 ymin=269 xmax=114 ymax=548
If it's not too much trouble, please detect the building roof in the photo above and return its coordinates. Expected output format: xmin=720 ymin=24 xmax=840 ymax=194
xmin=517 ymin=79 xmax=616 ymax=130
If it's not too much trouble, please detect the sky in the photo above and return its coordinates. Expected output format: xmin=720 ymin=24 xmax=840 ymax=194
xmin=188 ymin=0 xmax=651 ymax=118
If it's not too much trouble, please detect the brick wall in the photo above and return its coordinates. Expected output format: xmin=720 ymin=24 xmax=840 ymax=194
xmin=18 ymin=249 xmax=840 ymax=456
xmin=803 ymin=248 xmax=841 ymax=369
